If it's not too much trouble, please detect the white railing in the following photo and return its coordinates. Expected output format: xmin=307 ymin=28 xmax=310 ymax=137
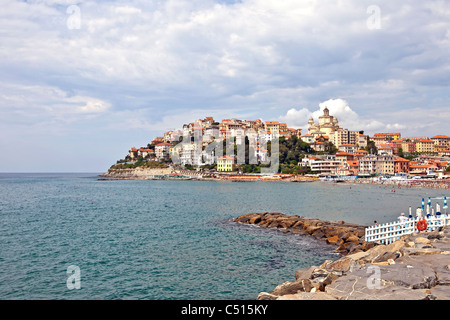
xmin=365 ymin=214 xmax=450 ymax=244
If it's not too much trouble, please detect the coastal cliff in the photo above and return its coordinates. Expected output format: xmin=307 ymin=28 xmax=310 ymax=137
xmin=234 ymin=213 xmax=450 ymax=300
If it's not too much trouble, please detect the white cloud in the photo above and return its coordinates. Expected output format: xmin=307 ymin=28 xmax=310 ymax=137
xmin=0 ymin=82 xmax=110 ymax=125
xmin=280 ymin=98 xmax=409 ymax=134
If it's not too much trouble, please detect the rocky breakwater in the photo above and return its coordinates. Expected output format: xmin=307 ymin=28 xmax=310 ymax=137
xmin=234 ymin=213 xmax=450 ymax=300
xmin=263 ymin=230 xmax=450 ymax=299
xmin=233 ymin=212 xmax=371 ymax=256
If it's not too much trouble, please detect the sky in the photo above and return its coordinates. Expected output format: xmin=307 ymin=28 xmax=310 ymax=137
xmin=1 ymin=0 xmax=449 ymax=172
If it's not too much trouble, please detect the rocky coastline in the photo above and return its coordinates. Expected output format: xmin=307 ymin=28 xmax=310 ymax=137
xmin=98 ymin=167 xmax=174 ymax=180
xmin=233 ymin=212 xmax=450 ymax=300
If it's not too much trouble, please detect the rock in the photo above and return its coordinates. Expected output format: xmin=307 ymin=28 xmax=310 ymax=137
xmin=311 ymin=230 xmax=326 ymax=239
xmin=414 ymin=237 xmax=431 ymax=245
xmin=327 ymin=235 xmax=340 ymax=244
xmin=401 ymin=247 xmax=442 ymax=256
xmin=318 ymin=273 xmax=340 ymax=291
xmin=324 ymin=257 xmax=355 ymax=273
xmin=311 ymin=268 xmax=329 ymax=280
xmin=346 ymin=235 xmax=360 ymax=243
xmin=249 ymin=216 xmax=261 ymax=224
xmin=396 ymin=254 xmax=450 ymax=286
xmin=372 ymin=251 xmax=401 ymax=263
xmin=381 ymin=264 xmax=437 ymax=289
xmin=361 ymin=241 xmax=376 ymax=251
xmin=429 ymin=286 xmax=450 ymax=300
xmin=406 ymin=241 xmax=415 ymax=248
xmin=270 ymin=279 xmax=312 ymax=296
xmin=346 ymin=250 xmax=370 ymax=262
xmin=295 ymin=266 xmax=317 ymax=281
xmin=276 ymin=292 xmax=337 ymax=300
xmin=256 ymin=292 xmax=278 ymax=300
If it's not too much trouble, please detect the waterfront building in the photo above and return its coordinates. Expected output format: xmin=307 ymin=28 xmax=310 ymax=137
xmin=400 ymin=140 xmax=416 ymax=154
xmin=217 ymin=156 xmax=237 ymax=172
xmin=301 ymin=134 xmax=314 ymax=144
xmin=311 ymin=141 xmax=326 ymax=152
xmin=394 ymin=157 xmax=410 ymax=173
xmin=358 ymin=133 xmax=368 ymax=148
xmin=416 ymin=139 xmax=436 ymax=154
xmin=378 ymin=145 xmax=394 ymax=156
xmin=338 ymin=144 xmax=357 ymax=154
xmin=358 ymin=155 xmax=377 ymax=176
xmin=372 ymin=132 xmax=401 ymax=142
xmin=279 ymin=123 xmax=288 ymax=136
xmin=302 ymin=155 xmax=341 ymax=175
xmin=346 ymin=160 xmax=359 ymax=176
xmin=375 ymin=155 xmax=395 ymax=176
xmin=439 ymin=149 xmax=450 ymax=157
xmin=431 ymin=135 xmax=450 ymax=147
xmin=155 ymin=142 xmax=172 ymax=161
xmin=128 ymin=148 xmax=138 ymax=159
xmin=138 ymin=148 xmax=154 ymax=158
xmin=333 ymin=129 xmax=360 ymax=148
xmin=265 ymin=121 xmax=280 ymax=134
xmin=354 ymin=149 xmax=369 ymax=159
xmin=335 ymin=151 xmax=354 ymax=164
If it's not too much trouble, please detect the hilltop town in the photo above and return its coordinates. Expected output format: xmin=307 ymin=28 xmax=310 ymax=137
xmin=105 ymin=107 xmax=450 ymax=181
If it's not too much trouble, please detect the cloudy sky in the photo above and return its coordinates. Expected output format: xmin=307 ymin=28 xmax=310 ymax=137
xmin=1 ymin=0 xmax=449 ymax=172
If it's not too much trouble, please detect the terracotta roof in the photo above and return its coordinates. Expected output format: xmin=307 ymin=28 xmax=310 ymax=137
xmin=431 ymin=135 xmax=450 ymax=139
xmin=156 ymin=142 xmax=172 ymax=146
xmin=218 ymin=156 xmax=235 ymax=160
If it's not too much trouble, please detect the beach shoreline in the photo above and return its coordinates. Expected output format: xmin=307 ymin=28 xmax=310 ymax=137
xmin=99 ymin=169 xmax=450 ymax=189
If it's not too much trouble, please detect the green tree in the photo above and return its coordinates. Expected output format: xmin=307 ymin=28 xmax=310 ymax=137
xmin=365 ymin=140 xmax=378 ymax=155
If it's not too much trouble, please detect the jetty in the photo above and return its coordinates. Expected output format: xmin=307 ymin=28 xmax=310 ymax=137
xmin=234 ymin=212 xmax=450 ymax=300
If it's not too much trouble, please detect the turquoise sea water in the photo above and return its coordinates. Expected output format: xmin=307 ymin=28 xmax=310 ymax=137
xmin=0 ymin=173 xmax=448 ymax=300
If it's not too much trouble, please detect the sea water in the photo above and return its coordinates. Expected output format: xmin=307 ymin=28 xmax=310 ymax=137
xmin=0 ymin=173 xmax=447 ymax=299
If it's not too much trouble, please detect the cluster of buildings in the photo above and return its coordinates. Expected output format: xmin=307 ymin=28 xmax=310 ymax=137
xmin=125 ymin=108 xmax=450 ymax=174
xmin=301 ymin=152 xmax=449 ymax=177
xmin=128 ymin=116 xmax=302 ymax=170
